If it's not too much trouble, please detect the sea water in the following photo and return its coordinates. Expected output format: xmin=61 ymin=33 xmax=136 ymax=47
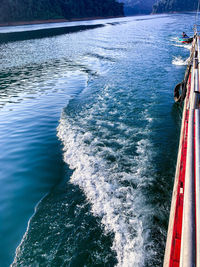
xmin=0 ymin=13 xmax=195 ymax=267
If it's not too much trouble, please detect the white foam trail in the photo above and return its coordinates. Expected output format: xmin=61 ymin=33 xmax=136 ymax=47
xmin=57 ymin=91 xmax=155 ymax=266
xmin=170 ymin=36 xmax=179 ymax=42
xmin=172 ymin=56 xmax=189 ymax=66
xmin=173 ymin=43 xmax=192 ymax=50
xmin=170 ymin=37 xmax=192 ymax=51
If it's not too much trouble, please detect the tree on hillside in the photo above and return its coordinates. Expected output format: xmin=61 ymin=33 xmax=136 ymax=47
xmin=0 ymin=0 xmax=124 ymax=23
xmin=153 ymin=0 xmax=198 ymax=13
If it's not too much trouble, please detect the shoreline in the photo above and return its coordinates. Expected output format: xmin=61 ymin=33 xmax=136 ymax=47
xmin=0 ymin=11 xmax=197 ymax=27
xmin=151 ymin=10 xmax=197 ymax=15
xmin=0 ymin=16 xmax=124 ymax=28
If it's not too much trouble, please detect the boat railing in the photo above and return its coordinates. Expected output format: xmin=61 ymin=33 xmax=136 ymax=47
xmin=164 ymin=33 xmax=200 ymax=267
xmin=177 ymin=35 xmax=200 ymax=267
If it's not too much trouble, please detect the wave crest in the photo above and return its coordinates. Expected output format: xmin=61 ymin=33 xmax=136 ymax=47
xmin=57 ymin=92 xmax=155 ymax=266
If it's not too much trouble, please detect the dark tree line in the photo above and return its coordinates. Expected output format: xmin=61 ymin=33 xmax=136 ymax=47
xmin=153 ymin=0 xmax=198 ymax=13
xmin=0 ymin=0 xmax=124 ymax=23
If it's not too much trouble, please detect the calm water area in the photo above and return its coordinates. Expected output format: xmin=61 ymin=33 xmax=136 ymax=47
xmin=0 ymin=14 xmax=194 ymax=266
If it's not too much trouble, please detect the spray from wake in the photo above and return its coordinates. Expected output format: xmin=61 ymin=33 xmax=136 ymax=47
xmin=170 ymin=37 xmax=179 ymax=43
xmin=173 ymin=43 xmax=192 ymax=50
xmin=57 ymin=86 xmax=156 ymax=266
xmin=172 ymin=56 xmax=189 ymax=66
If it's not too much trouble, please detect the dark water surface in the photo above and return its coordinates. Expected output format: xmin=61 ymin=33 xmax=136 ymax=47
xmin=0 ymin=14 xmax=194 ymax=266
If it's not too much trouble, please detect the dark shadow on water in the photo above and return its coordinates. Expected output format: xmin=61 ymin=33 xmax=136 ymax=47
xmin=171 ymin=102 xmax=183 ymax=122
xmin=142 ymin=102 xmax=183 ymax=266
xmin=12 ymin=167 xmax=117 ymax=267
xmin=0 ymin=24 xmax=105 ymax=44
xmin=85 ymin=52 xmax=116 ymax=62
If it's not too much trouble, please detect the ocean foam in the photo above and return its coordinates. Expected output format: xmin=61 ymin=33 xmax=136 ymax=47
xmin=57 ymin=90 xmax=155 ymax=266
xmin=170 ymin=37 xmax=179 ymax=42
xmin=173 ymin=43 xmax=192 ymax=50
xmin=172 ymin=56 xmax=189 ymax=66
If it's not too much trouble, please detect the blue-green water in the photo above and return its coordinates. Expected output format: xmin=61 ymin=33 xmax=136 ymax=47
xmin=0 ymin=14 xmax=194 ymax=266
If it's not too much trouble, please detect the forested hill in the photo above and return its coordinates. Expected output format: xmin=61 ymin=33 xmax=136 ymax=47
xmin=153 ymin=0 xmax=198 ymax=13
xmin=0 ymin=0 xmax=124 ymax=23
xmin=119 ymin=0 xmax=156 ymax=15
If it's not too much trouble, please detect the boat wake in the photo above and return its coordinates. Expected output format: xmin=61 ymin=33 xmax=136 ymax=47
xmin=172 ymin=56 xmax=189 ymax=66
xmin=57 ymin=85 xmax=158 ymax=266
xmin=173 ymin=43 xmax=192 ymax=50
xmin=170 ymin=37 xmax=179 ymax=43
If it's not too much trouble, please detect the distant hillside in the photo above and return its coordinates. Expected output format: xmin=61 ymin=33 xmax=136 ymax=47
xmin=118 ymin=0 xmax=156 ymax=15
xmin=0 ymin=0 xmax=124 ymax=23
xmin=153 ymin=0 xmax=198 ymax=13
